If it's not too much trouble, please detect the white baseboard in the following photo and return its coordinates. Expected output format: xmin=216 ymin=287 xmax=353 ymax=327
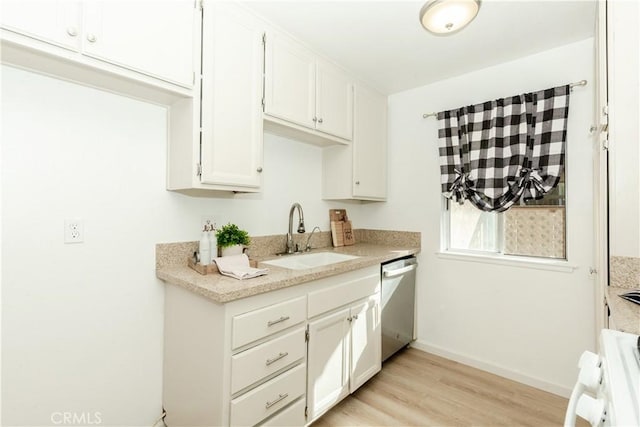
xmin=409 ymin=340 xmax=572 ymax=398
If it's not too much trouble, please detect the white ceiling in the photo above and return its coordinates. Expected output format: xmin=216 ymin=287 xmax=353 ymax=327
xmin=241 ymin=0 xmax=597 ymax=94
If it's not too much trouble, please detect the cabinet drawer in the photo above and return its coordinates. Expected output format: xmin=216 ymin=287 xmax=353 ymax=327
xmin=232 ymin=296 xmax=307 ymax=349
xmin=231 ymin=327 xmax=306 ymax=394
xmin=258 ymin=397 xmax=306 ymax=427
xmin=308 ymin=271 xmax=380 ymax=318
xmin=230 ymin=363 xmax=306 ymax=427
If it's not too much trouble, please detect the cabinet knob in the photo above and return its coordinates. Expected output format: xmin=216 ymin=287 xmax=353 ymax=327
xmin=87 ymin=34 xmax=97 ymax=43
xmin=256 ymin=167 xmax=263 ymax=173
xmin=312 ymin=117 xmax=317 ymax=122
xmin=66 ymin=27 xmax=78 ymax=37
xmin=355 ymin=181 xmax=360 ymax=185
xmin=317 ymin=118 xmax=323 ymax=123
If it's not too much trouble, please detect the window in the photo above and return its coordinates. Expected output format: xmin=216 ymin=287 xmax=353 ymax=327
xmin=436 ymin=84 xmax=571 ymax=262
xmin=445 ymin=174 xmax=566 ymax=260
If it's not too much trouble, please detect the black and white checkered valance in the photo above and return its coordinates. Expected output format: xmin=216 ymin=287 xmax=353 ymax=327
xmin=436 ymin=85 xmax=570 ymax=212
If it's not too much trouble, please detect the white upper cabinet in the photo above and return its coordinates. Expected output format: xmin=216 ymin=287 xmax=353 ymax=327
xmin=264 ymin=31 xmax=317 ymax=129
xmin=264 ymin=30 xmax=353 ymax=142
xmin=199 ymin=1 xmax=264 ymax=189
xmin=323 ymin=84 xmax=387 ymax=201
xmin=316 ymin=59 xmax=354 ymax=140
xmin=82 ymin=1 xmax=195 ymax=87
xmin=0 ymin=0 xmax=82 ymax=51
xmin=352 ymin=85 xmax=387 ymax=199
xmin=0 ymin=0 xmax=197 ymax=101
xmin=167 ymin=0 xmax=264 ymax=193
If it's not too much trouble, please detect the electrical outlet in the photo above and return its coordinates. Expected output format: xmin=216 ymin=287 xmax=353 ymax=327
xmin=201 ymin=215 xmax=216 ymax=231
xmin=64 ymin=219 xmax=84 ymax=243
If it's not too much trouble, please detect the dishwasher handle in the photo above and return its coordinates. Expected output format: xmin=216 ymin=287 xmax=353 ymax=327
xmin=383 ymin=264 xmax=417 ymax=278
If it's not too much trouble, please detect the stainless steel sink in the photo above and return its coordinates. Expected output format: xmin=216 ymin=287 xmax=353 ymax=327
xmin=262 ymin=252 xmax=359 ymax=270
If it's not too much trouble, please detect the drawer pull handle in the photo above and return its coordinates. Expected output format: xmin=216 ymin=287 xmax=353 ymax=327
xmin=265 ymin=393 xmax=289 ymax=409
xmin=265 ymin=352 xmax=289 ymax=366
xmin=267 ymin=316 xmax=290 ymax=327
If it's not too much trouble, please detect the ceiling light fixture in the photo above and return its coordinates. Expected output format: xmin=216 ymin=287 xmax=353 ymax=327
xmin=419 ymin=0 xmax=481 ymax=35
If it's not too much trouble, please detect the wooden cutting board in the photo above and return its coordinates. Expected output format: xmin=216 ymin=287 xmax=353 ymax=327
xmin=331 ymin=221 xmax=344 ymax=247
xmin=330 ymin=209 xmax=348 ymax=222
xmin=342 ymin=220 xmax=355 ymax=246
xmin=330 ymin=209 xmax=355 ymax=247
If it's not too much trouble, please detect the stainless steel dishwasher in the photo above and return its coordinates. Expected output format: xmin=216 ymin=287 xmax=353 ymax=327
xmin=381 ymin=256 xmax=417 ymax=362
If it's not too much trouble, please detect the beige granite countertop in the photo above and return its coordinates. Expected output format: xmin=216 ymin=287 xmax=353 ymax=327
xmin=156 ymin=230 xmax=420 ymax=304
xmin=606 ymin=286 xmax=640 ymax=335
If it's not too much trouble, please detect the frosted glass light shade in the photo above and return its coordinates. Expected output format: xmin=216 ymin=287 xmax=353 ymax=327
xmin=419 ymin=0 xmax=480 ymax=35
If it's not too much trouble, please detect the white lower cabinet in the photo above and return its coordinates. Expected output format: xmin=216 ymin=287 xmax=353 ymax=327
xmin=231 ymin=327 xmax=306 ymax=394
xmin=232 ymin=295 xmax=307 ymax=350
xmin=349 ymin=297 xmax=382 ymax=392
xmin=230 ymin=363 xmax=306 ymax=427
xmin=307 ymin=308 xmax=351 ymax=419
xmin=259 ymin=397 xmax=306 ymax=427
xmin=162 ymin=265 xmax=380 ymax=427
xmin=306 ymin=294 xmax=381 ymax=422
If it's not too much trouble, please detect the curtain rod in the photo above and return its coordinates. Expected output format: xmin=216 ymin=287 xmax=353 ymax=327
xmin=421 ymin=79 xmax=588 ymax=119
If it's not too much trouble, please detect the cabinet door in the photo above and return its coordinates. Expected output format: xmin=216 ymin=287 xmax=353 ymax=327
xmin=316 ymin=59 xmax=353 ymax=140
xmin=353 ymin=85 xmax=387 ymax=199
xmin=0 ymin=0 xmax=81 ymax=51
xmin=82 ymin=1 xmax=195 ymax=87
xmin=199 ymin=1 xmax=264 ymax=188
xmin=264 ymin=31 xmax=316 ymax=129
xmin=349 ymin=295 xmax=381 ymax=392
xmin=307 ymin=308 xmax=350 ymax=421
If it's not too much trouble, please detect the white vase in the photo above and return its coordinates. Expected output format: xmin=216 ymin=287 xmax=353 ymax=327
xmin=221 ymin=244 xmax=243 ymax=257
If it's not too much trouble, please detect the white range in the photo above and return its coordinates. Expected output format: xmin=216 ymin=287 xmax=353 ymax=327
xmin=565 ymin=329 xmax=640 ymax=426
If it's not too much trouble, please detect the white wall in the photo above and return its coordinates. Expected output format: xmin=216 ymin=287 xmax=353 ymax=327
xmin=0 ymin=65 xmax=355 ymax=426
xmin=359 ymin=38 xmax=596 ymax=395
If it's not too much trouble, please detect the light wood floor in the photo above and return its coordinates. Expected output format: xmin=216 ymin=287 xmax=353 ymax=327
xmin=312 ymin=347 xmax=588 ymax=427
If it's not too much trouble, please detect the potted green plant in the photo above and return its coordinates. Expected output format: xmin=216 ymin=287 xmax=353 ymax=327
xmin=216 ymin=223 xmax=251 ymax=257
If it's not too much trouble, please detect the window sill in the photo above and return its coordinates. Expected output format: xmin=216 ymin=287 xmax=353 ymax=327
xmin=436 ymin=251 xmax=578 ymax=273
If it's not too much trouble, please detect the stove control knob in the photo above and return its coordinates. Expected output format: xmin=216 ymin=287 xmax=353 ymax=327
xmin=576 ymin=394 xmax=606 ymax=427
